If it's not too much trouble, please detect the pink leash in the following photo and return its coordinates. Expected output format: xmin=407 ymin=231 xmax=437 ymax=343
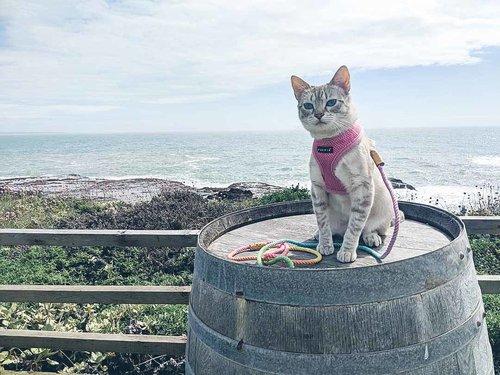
xmin=371 ymin=150 xmax=400 ymax=259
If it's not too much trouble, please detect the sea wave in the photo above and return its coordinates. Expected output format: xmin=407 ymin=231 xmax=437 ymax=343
xmin=471 ymin=155 xmax=500 ymax=167
xmin=396 ymin=184 xmax=497 ymax=212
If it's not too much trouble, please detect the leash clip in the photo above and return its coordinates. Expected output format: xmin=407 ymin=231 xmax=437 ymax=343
xmin=370 ymin=149 xmax=385 ymax=167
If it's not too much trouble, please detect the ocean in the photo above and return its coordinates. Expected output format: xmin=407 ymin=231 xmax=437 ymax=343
xmin=0 ymin=126 xmax=498 ymax=207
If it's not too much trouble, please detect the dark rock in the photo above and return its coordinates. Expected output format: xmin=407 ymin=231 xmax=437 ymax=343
xmin=227 ymin=182 xmax=282 ymax=197
xmin=389 ymin=178 xmax=416 ymax=191
xmin=198 ymin=182 xmax=282 ymax=200
xmin=207 ymin=187 xmax=253 ymax=201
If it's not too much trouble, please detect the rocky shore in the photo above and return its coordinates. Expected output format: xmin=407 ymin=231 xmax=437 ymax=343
xmin=0 ymin=175 xmax=284 ymax=203
xmin=0 ymin=175 xmax=415 ymax=203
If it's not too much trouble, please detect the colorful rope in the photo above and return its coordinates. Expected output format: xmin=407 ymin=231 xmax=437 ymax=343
xmin=227 ymin=239 xmax=385 ymax=268
xmin=228 ymin=240 xmax=322 ymax=268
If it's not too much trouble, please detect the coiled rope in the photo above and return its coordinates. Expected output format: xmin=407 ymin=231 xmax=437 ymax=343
xmin=227 ymin=240 xmax=322 ymax=268
xmin=227 ymin=239 xmax=384 ymax=268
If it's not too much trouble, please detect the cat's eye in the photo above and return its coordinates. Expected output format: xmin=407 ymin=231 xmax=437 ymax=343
xmin=303 ymin=103 xmax=314 ymax=110
xmin=326 ymin=99 xmax=337 ymax=107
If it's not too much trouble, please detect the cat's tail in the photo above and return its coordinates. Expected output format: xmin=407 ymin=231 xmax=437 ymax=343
xmin=391 ymin=210 xmax=405 ymax=227
xmin=305 ymin=229 xmax=319 ymax=242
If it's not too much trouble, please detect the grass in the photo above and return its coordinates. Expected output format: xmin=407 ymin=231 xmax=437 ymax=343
xmin=0 ymin=186 xmax=498 ymax=373
xmin=0 ymin=191 xmax=117 ymax=229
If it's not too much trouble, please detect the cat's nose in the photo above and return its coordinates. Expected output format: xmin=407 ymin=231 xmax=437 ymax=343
xmin=314 ymin=112 xmax=324 ymax=120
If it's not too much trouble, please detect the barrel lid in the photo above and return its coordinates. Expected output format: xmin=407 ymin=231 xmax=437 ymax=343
xmin=208 ymin=213 xmax=450 ymax=269
xmin=195 ymin=201 xmax=470 ymax=305
xmin=201 ymin=200 xmax=458 ymax=269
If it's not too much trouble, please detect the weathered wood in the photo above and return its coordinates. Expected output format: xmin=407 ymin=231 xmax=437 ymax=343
xmin=478 ymin=275 xmax=500 ymax=294
xmin=208 ymin=214 xmax=450 ymax=268
xmin=0 ymin=229 xmax=199 ymax=248
xmin=0 ymin=330 xmax=186 ymax=356
xmin=0 ymin=371 xmax=54 ymax=375
xmin=461 ymin=216 xmax=500 ymax=234
xmin=0 ymin=285 xmax=190 ymax=304
xmin=187 ymin=201 xmax=494 ymax=374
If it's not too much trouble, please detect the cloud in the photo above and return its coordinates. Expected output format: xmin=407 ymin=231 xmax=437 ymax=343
xmin=1 ymin=0 xmax=500 ymax=121
xmin=0 ymin=104 xmax=118 ymax=119
xmin=143 ymin=93 xmax=231 ymax=104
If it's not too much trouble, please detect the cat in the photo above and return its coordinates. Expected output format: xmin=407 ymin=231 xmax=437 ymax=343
xmin=291 ymin=65 xmax=394 ymax=263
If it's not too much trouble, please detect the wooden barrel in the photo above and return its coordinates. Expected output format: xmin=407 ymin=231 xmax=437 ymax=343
xmin=186 ymin=201 xmax=493 ymax=374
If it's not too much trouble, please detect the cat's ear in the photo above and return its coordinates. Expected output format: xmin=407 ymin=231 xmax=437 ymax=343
xmin=291 ymin=75 xmax=310 ymax=100
xmin=329 ymin=65 xmax=350 ymax=93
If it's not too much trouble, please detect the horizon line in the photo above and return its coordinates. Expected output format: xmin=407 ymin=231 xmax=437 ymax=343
xmin=0 ymin=124 xmax=499 ymax=136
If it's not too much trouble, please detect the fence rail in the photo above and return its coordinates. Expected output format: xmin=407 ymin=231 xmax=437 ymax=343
xmin=477 ymin=275 xmax=500 ymax=295
xmin=0 ymin=228 xmax=199 ymax=248
xmin=0 ymin=216 xmax=498 ymax=357
xmin=0 ymin=285 xmax=191 ymax=305
xmin=460 ymin=216 xmax=500 ymax=235
xmin=0 ymin=329 xmax=186 ymax=356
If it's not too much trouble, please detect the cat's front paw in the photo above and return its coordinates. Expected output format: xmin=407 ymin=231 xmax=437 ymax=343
xmin=336 ymin=246 xmax=357 ymax=263
xmin=317 ymin=240 xmax=335 ymax=255
xmin=363 ymin=232 xmax=383 ymax=247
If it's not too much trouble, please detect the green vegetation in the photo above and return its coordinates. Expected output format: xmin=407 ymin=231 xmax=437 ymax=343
xmin=0 ymin=303 xmax=187 ymax=374
xmin=0 ymin=192 xmax=115 ymax=229
xmin=0 ymin=245 xmax=192 ymax=286
xmin=0 ymin=189 xmax=258 ymax=374
xmin=0 ymin=186 xmax=498 ymax=373
xmin=472 ymin=234 xmax=500 ymax=372
xmin=463 ymin=186 xmax=500 ymax=369
xmin=472 ymin=235 xmax=500 ymax=276
xmin=257 ymin=184 xmax=310 ymax=205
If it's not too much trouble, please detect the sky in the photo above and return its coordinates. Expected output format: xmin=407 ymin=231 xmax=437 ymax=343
xmin=1 ymin=0 xmax=500 ymax=133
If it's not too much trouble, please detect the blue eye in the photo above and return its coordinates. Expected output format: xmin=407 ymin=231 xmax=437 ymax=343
xmin=326 ymin=99 xmax=337 ymax=107
xmin=303 ymin=103 xmax=314 ymax=110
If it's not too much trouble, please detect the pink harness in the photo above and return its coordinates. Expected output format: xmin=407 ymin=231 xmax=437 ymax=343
xmin=312 ymin=123 xmax=363 ymax=195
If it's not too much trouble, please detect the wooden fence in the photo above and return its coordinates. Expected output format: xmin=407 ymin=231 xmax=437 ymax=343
xmin=0 ymin=216 xmax=498 ymax=357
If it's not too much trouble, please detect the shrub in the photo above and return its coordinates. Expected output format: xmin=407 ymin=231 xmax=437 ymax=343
xmin=0 ymin=245 xmax=193 ymax=286
xmin=471 ymin=235 xmax=500 ymax=275
xmin=0 ymin=191 xmax=112 ymax=229
xmin=56 ymin=191 xmax=243 ymax=230
xmin=257 ymin=185 xmax=310 ymax=205
xmin=458 ymin=184 xmax=499 ymax=216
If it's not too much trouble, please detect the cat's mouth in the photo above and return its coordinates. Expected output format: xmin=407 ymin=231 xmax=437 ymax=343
xmin=315 ymin=120 xmax=327 ymax=125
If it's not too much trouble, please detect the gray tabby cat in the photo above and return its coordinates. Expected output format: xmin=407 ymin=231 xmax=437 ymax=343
xmin=291 ymin=66 xmax=393 ymax=263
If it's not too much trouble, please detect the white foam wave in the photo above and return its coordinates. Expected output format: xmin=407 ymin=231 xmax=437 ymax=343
xmin=471 ymin=155 xmax=500 ymax=167
xmin=395 ymin=184 xmax=494 ymax=212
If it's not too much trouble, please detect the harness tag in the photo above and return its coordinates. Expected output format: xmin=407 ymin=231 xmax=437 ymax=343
xmin=316 ymin=146 xmax=333 ymax=153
